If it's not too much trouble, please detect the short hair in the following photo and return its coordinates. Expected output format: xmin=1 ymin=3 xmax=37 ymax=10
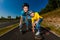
xmin=22 ymin=3 xmax=29 ymax=8
xmin=30 ymin=11 xmax=35 ymax=13
xmin=29 ymin=11 xmax=35 ymax=15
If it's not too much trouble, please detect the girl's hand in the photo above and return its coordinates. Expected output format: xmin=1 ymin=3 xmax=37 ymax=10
xmin=35 ymin=21 xmax=38 ymax=24
xmin=32 ymin=23 xmax=35 ymax=27
xmin=32 ymin=29 xmax=35 ymax=33
xmin=32 ymin=23 xmax=35 ymax=33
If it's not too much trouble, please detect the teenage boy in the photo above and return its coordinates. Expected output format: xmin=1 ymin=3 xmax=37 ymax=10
xmin=19 ymin=3 xmax=31 ymax=32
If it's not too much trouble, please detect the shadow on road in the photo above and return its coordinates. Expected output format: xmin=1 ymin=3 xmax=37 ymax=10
xmin=0 ymin=25 xmax=60 ymax=40
xmin=40 ymin=26 xmax=60 ymax=40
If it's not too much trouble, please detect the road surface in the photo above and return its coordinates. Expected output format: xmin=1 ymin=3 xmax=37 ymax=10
xmin=0 ymin=25 xmax=60 ymax=40
xmin=0 ymin=20 xmax=19 ymax=28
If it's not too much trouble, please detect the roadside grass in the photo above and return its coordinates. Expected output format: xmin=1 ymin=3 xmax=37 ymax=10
xmin=40 ymin=8 xmax=60 ymax=36
xmin=41 ymin=23 xmax=60 ymax=35
xmin=0 ymin=23 xmax=19 ymax=37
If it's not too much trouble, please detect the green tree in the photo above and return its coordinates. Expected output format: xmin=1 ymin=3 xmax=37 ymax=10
xmin=16 ymin=16 xmax=20 ymax=19
xmin=57 ymin=0 xmax=60 ymax=8
xmin=7 ymin=16 xmax=11 ymax=19
xmin=1 ymin=16 xmax=6 ymax=19
xmin=40 ymin=0 xmax=60 ymax=14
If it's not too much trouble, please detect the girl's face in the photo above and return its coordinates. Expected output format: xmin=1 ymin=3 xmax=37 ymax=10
xmin=30 ymin=13 xmax=35 ymax=17
xmin=23 ymin=6 xmax=28 ymax=12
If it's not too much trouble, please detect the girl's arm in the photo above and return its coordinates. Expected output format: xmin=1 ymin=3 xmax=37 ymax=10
xmin=32 ymin=23 xmax=35 ymax=32
xmin=35 ymin=19 xmax=40 ymax=24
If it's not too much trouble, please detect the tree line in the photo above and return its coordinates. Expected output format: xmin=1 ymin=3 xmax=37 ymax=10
xmin=0 ymin=16 xmax=20 ymax=20
xmin=40 ymin=0 xmax=60 ymax=14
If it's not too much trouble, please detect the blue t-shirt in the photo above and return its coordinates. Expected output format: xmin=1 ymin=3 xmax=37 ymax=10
xmin=20 ymin=10 xmax=31 ymax=19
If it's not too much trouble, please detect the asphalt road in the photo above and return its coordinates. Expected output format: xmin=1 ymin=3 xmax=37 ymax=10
xmin=0 ymin=24 xmax=60 ymax=40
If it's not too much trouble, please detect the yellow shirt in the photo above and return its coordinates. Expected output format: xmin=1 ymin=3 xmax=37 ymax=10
xmin=31 ymin=12 xmax=43 ymax=23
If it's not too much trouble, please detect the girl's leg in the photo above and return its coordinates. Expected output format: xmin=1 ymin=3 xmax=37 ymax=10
xmin=35 ymin=18 xmax=43 ymax=35
xmin=35 ymin=22 xmax=40 ymax=35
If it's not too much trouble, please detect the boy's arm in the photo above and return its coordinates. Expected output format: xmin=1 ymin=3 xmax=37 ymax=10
xmin=20 ymin=16 xmax=22 ymax=25
xmin=19 ymin=11 xmax=23 ymax=26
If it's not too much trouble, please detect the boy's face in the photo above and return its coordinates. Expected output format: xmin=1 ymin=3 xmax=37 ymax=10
xmin=23 ymin=6 xmax=28 ymax=12
xmin=30 ymin=13 xmax=35 ymax=17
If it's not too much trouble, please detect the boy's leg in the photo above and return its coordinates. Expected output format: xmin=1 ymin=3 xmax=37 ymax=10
xmin=25 ymin=20 xmax=29 ymax=30
xmin=28 ymin=19 xmax=32 ymax=31
xmin=19 ymin=20 xmax=23 ymax=32
xmin=19 ymin=16 xmax=26 ymax=31
xmin=24 ymin=16 xmax=29 ymax=30
xmin=25 ymin=19 xmax=32 ymax=30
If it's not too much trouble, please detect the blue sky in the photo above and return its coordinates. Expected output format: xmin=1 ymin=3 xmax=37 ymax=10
xmin=0 ymin=0 xmax=48 ymax=18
